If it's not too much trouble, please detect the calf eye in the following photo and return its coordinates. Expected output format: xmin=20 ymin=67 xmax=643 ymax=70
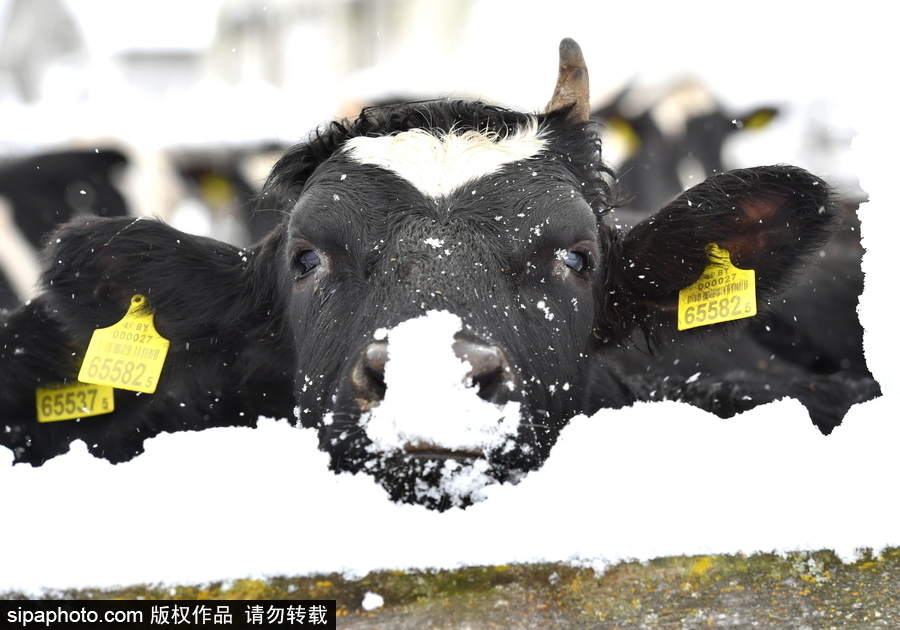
xmin=564 ymin=251 xmax=590 ymax=274
xmin=293 ymin=249 xmax=321 ymax=280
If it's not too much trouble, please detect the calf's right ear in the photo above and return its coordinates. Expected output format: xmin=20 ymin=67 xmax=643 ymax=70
xmin=600 ymin=165 xmax=835 ymax=339
xmin=40 ymin=216 xmax=288 ymax=347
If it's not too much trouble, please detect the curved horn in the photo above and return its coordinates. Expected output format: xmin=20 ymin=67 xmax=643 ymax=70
xmin=545 ymin=38 xmax=590 ymax=122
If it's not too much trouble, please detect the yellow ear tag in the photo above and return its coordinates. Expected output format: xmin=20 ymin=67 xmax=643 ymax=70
xmin=677 ymin=244 xmax=757 ymax=331
xmin=607 ymin=116 xmax=641 ymax=159
xmin=36 ymin=381 xmax=115 ymax=423
xmin=78 ymin=295 xmax=170 ymax=393
xmin=742 ymin=107 xmax=777 ymax=131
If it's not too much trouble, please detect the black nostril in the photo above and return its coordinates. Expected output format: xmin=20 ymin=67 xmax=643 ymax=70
xmin=453 ymin=340 xmax=514 ymax=404
xmin=364 ymin=342 xmax=388 ymax=389
xmin=352 ymin=341 xmax=388 ymax=408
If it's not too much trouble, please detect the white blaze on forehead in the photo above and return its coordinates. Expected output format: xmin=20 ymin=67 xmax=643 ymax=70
xmin=342 ymin=120 xmax=547 ymax=198
xmin=364 ymin=310 xmax=520 ymax=454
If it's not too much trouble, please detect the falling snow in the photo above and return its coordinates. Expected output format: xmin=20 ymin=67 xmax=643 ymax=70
xmin=0 ymin=10 xmax=895 ymax=597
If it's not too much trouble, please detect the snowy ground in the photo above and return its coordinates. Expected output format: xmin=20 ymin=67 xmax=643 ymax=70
xmin=1 ymin=2 xmax=897 ymax=596
xmin=2 ymin=400 xmax=896 ymax=595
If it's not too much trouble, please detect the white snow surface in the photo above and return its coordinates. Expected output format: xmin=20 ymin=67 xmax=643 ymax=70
xmin=1 ymin=404 xmax=896 ymax=594
xmin=361 ymin=592 xmax=384 ymax=612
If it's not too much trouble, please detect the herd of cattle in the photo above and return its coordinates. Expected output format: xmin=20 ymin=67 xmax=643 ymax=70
xmin=0 ymin=39 xmax=880 ymax=509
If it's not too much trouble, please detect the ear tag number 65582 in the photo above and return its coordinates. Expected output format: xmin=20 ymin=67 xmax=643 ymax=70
xmin=78 ymin=295 xmax=170 ymax=393
xmin=677 ymin=244 xmax=757 ymax=331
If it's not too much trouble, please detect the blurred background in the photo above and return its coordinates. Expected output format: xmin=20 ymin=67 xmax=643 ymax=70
xmin=0 ymin=0 xmax=870 ymax=309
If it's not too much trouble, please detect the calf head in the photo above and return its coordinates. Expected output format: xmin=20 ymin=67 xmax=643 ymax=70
xmin=271 ymin=105 xmax=611 ymax=507
xmin=4 ymin=39 xmax=836 ymax=510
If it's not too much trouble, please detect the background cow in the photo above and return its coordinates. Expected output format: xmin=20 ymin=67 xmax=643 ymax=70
xmin=0 ymin=148 xmax=130 ymax=310
xmin=0 ymin=40 xmax=879 ymax=510
xmin=593 ymin=81 xmax=780 ymax=223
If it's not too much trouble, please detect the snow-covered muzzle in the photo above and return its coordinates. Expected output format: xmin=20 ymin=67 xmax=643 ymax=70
xmin=310 ymin=310 xmax=553 ymax=510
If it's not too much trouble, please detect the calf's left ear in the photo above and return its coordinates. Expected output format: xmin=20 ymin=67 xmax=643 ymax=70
xmin=602 ymin=165 xmax=834 ymax=337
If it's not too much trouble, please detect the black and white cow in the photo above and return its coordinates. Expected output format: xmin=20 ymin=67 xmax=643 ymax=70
xmin=593 ymin=81 xmax=780 ymax=221
xmin=0 ymin=40 xmax=879 ymax=509
xmin=0 ymin=148 xmax=130 ymax=310
xmin=168 ymin=144 xmax=287 ymax=245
